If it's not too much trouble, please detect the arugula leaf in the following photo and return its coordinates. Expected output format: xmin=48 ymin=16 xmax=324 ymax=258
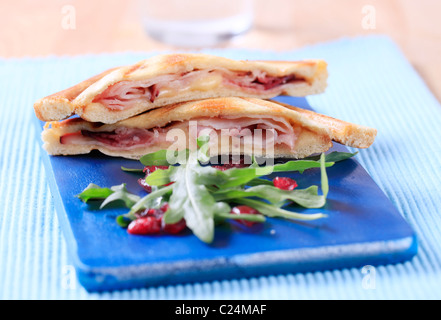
xmin=140 ymin=150 xmax=170 ymax=166
xmin=192 ymin=165 xmax=229 ymax=186
xmin=211 ymin=158 xmax=333 ymax=188
xmin=144 ymin=166 xmax=178 ymax=186
xmin=100 ymin=184 xmax=141 ymax=209
xmin=77 ymin=183 xmax=141 ymax=209
xmin=213 ymin=185 xmax=326 ymax=208
xmin=164 ymin=153 xmax=230 ymax=243
xmin=197 ymin=135 xmax=210 ymax=148
xmin=235 ymin=198 xmax=327 ymax=221
xmin=285 ymin=186 xmax=326 ymax=208
xmin=76 ymin=183 xmax=113 ymax=202
xmin=303 ymin=151 xmax=357 ymax=163
xmin=320 ymin=153 xmax=329 ymax=198
xmin=216 ymin=166 xmax=274 ymax=188
xmin=121 ymin=166 xmax=144 ymax=173
xmin=213 ymin=154 xmax=330 ymax=209
xmin=196 ymin=135 xmax=210 ymax=157
xmin=215 ymin=212 xmax=266 ymax=223
xmin=129 ymin=184 xmax=174 ymax=214
xmin=272 ymin=159 xmax=334 ymax=174
xmin=140 ymin=149 xmax=189 ymax=166
xmin=116 ymin=215 xmax=132 ymax=228
xmin=245 ymin=178 xmax=274 ymax=186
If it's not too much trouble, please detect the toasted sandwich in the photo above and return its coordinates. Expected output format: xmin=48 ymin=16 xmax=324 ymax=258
xmin=41 ymin=97 xmax=376 ymax=160
xmin=34 ymin=54 xmax=328 ymax=124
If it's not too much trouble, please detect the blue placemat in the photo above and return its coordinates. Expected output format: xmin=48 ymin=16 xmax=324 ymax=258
xmin=1 ymin=35 xmax=441 ymax=299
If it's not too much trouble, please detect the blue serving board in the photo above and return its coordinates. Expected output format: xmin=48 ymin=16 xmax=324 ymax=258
xmin=36 ymin=97 xmax=417 ymax=292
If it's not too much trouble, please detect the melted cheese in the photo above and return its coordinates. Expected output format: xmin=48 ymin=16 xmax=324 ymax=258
xmin=157 ymin=72 xmax=224 ymax=98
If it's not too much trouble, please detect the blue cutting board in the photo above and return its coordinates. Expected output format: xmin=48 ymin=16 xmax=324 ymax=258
xmin=36 ymin=96 xmax=417 ymax=292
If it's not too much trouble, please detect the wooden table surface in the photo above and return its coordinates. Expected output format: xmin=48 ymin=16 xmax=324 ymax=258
xmin=1 ymin=0 xmax=440 ymax=102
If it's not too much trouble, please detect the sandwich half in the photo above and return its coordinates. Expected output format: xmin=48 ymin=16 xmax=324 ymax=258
xmin=41 ymin=97 xmax=377 ymax=160
xmin=34 ymin=54 xmax=328 ymax=124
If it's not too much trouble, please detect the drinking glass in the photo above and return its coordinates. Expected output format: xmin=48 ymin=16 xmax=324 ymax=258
xmin=140 ymin=0 xmax=254 ymax=47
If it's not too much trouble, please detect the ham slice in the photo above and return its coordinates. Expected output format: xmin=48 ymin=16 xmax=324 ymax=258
xmin=81 ymin=127 xmax=158 ymax=148
xmin=93 ymin=69 xmax=305 ymax=110
xmin=60 ymin=116 xmax=298 ymax=151
xmin=194 ymin=116 xmax=297 ymax=150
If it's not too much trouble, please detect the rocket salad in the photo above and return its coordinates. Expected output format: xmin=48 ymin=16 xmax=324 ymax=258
xmin=77 ymin=137 xmax=356 ymax=243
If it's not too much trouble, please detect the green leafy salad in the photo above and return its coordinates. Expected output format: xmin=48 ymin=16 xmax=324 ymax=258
xmin=77 ymin=137 xmax=356 ymax=243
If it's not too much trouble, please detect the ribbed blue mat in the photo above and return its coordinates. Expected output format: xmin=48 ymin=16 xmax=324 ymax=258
xmin=1 ymin=36 xmax=441 ymax=299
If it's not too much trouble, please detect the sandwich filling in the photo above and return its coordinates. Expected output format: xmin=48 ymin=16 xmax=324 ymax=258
xmin=93 ymin=69 xmax=306 ymax=110
xmin=59 ymin=116 xmax=299 ymax=152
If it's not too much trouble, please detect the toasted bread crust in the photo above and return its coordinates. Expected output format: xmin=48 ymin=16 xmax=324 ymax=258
xmin=273 ymin=101 xmax=377 ymax=148
xmin=42 ymin=98 xmax=376 ymax=159
xmin=33 ymin=67 xmax=119 ymax=121
xmin=34 ymin=54 xmax=328 ymax=124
